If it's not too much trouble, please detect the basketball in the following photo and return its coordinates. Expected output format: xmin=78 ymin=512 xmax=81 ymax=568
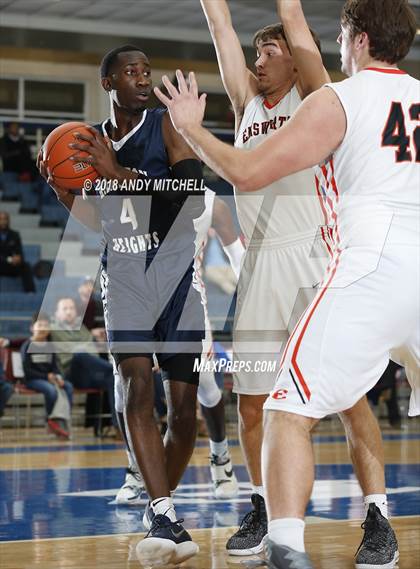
xmin=42 ymin=121 xmax=98 ymax=190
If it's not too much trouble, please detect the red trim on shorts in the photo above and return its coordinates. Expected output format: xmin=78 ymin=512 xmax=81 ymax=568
xmin=320 ymin=226 xmax=333 ymax=258
xmin=278 ymin=306 xmax=307 ymax=369
xmin=365 ymin=67 xmax=406 ymax=75
xmin=290 ymin=253 xmax=341 ymax=401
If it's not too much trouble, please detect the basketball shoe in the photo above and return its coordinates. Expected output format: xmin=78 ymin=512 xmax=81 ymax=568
xmin=142 ymin=501 xmax=154 ymax=530
xmin=355 ymin=503 xmax=399 ymax=568
xmin=226 ymin=493 xmax=267 ymax=555
xmin=210 ymin=454 xmax=239 ymax=499
xmin=136 ymin=514 xmax=199 ymax=567
xmin=47 ymin=419 xmax=70 ymax=439
xmin=114 ymin=467 xmax=144 ymax=505
xmin=265 ymin=539 xmax=314 ymax=569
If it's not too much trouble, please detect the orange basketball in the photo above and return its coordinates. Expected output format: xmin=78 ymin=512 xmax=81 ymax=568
xmin=42 ymin=122 xmax=98 ymax=190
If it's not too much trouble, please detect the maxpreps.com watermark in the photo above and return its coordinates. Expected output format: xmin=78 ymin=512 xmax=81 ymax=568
xmin=194 ymin=358 xmax=277 ymax=374
xmin=83 ymin=177 xmax=206 ymax=196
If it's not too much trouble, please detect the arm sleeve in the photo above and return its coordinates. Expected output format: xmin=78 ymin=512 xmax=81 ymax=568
xmin=134 ymin=159 xmax=205 ymax=204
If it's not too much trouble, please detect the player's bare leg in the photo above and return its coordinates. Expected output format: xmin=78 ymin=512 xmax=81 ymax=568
xmin=339 ymin=396 xmax=386 ymax=498
xmin=225 ymin=393 xmax=268 ymax=555
xmin=262 ymin=410 xmax=317 ymax=568
xmin=163 ymin=379 xmax=198 ymax=491
xmin=238 ymin=394 xmax=267 ymax=488
xmin=120 ymin=357 xmax=199 ymax=566
xmin=339 ymin=397 xmax=398 ymax=569
xmin=119 ymin=356 xmax=170 ymax=500
xmin=114 ymin=409 xmax=145 ymax=505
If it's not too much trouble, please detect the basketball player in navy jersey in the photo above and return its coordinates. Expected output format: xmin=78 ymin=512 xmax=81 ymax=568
xmin=37 ymin=45 xmax=206 ymax=567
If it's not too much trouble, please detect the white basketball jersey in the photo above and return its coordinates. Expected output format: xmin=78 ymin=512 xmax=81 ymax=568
xmin=235 ymin=86 xmax=324 ymax=244
xmin=318 ymin=68 xmax=420 ymax=249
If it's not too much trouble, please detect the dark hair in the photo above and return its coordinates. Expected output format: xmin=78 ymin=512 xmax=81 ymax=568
xmin=32 ymin=311 xmax=50 ymax=324
xmin=341 ymin=0 xmax=417 ymax=64
xmin=253 ymin=23 xmax=322 ymax=53
xmin=100 ymin=45 xmax=146 ymax=78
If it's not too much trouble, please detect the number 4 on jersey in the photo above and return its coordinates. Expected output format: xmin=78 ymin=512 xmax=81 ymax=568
xmin=382 ymin=102 xmax=420 ymax=162
xmin=120 ymin=197 xmax=138 ymax=231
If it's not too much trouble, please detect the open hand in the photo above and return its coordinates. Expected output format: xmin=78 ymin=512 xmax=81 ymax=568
xmin=154 ymin=70 xmax=207 ymax=135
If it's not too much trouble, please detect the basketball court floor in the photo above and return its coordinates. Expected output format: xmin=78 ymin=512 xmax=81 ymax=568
xmin=0 ymin=418 xmax=419 ymax=569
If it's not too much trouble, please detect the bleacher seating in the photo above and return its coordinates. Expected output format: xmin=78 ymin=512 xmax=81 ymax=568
xmin=0 ymin=276 xmax=24 ymax=293
xmin=2 ymin=181 xmax=32 ymax=201
xmin=41 ymin=203 xmax=69 ymax=227
xmin=0 ymin=171 xmax=19 ymax=189
xmin=22 ymin=244 xmax=41 ymax=266
xmin=0 ymin=345 xmax=109 ymax=430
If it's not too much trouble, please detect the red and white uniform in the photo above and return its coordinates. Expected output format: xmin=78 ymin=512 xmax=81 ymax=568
xmin=233 ymin=87 xmax=327 ymax=395
xmin=264 ymin=68 xmax=420 ymax=417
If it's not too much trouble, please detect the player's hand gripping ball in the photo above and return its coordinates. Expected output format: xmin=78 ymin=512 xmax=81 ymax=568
xmin=42 ymin=122 xmax=98 ymax=190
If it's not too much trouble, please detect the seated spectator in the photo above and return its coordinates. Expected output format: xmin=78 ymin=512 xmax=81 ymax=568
xmin=0 ymin=122 xmax=37 ymax=181
xmin=20 ymin=312 xmax=73 ymax=438
xmin=0 ymin=211 xmax=35 ymax=292
xmin=0 ymin=357 xmax=14 ymax=420
xmin=50 ymin=297 xmax=116 ymax=429
xmin=77 ymin=277 xmax=104 ymax=332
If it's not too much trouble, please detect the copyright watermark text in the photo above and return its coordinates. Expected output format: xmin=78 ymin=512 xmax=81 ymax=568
xmin=82 ymin=177 xmax=205 ymax=197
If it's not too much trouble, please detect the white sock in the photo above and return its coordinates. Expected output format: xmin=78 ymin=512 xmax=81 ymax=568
xmin=268 ymin=518 xmax=305 ymax=553
xmin=364 ymin=494 xmax=388 ymax=519
xmin=210 ymin=438 xmax=229 ymax=461
xmin=252 ymin=485 xmax=265 ymax=499
xmin=151 ymin=497 xmax=176 ymax=522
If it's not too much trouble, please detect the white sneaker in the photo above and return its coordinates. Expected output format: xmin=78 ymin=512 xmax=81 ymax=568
xmin=115 ymin=468 xmax=144 ymax=505
xmin=210 ymin=455 xmax=239 ymax=499
xmin=142 ymin=501 xmax=154 ymax=530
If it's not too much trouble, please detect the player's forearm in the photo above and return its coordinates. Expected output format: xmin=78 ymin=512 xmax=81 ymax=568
xmin=200 ymin=0 xmax=232 ymax=33
xmin=181 ymin=124 xmax=250 ymax=192
xmin=57 ymin=193 xmax=101 ymax=233
xmin=277 ymin=0 xmax=330 ymax=97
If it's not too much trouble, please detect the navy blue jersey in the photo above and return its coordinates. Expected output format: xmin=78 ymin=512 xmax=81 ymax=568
xmin=93 ymin=108 xmax=200 ymax=268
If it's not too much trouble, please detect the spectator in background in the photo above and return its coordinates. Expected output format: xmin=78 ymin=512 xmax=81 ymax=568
xmin=77 ymin=278 xmax=104 ymax=331
xmin=20 ymin=312 xmax=73 ymax=438
xmin=367 ymin=361 xmax=402 ymax=428
xmin=50 ymin=297 xmax=116 ymax=427
xmin=0 ymin=211 xmax=35 ymax=292
xmin=0 ymin=358 xmax=14 ymax=420
xmin=0 ymin=122 xmax=37 ymax=181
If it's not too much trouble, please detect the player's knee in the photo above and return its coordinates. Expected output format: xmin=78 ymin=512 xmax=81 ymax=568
xmin=167 ymin=404 xmax=196 ymax=435
xmin=238 ymin=394 xmax=265 ymax=429
xmin=264 ymin=409 xmax=316 ymax=434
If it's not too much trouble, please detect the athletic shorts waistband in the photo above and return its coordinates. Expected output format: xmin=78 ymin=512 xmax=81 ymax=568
xmin=244 ymin=230 xmax=320 ymax=250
